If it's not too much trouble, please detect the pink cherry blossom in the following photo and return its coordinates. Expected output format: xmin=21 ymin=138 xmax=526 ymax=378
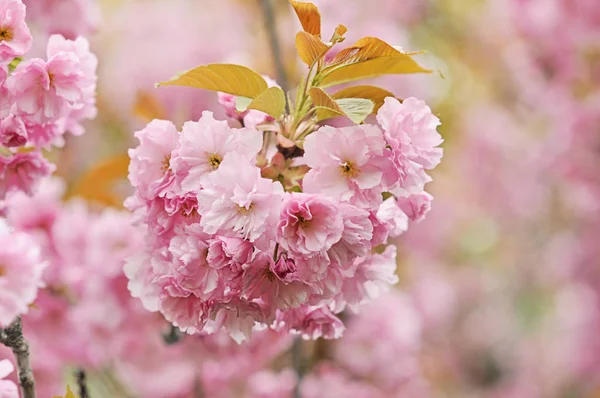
xmin=168 ymin=226 xmax=220 ymax=299
xmin=242 ymin=252 xmax=310 ymax=314
xmin=335 ymin=245 xmax=399 ymax=311
xmin=0 ymin=114 xmax=26 ymax=147
xmin=196 ymin=152 xmax=284 ymax=244
xmin=374 ymin=197 xmax=409 ymax=241
xmin=0 ymin=151 xmax=55 ymax=199
xmin=303 ymin=124 xmax=393 ymax=209
xmin=0 ymin=220 xmax=46 ymax=327
xmin=327 ymin=203 xmax=373 ymax=267
xmin=0 ymin=0 xmax=32 ymax=63
xmin=0 ymin=64 xmax=8 ymax=116
xmin=9 ymin=54 xmax=82 ymax=125
xmin=127 ymin=119 xmax=179 ymax=200
xmin=158 ymin=276 xmax=212 ymax=335
xmin=396 ymin=191 xmax=433 ymax=222
xmin=275 ymin=305 xmax=345 ymax=340
xmin=123 ymin=251 xmax=162 ymax=313
xmin=172 ymin=111 xmax=262 ymax=192
xmin=376 ymin=97 xmax=443 ymax=194
xmin=46 ymin=35 xmax=98 ymax=136
xmin=0 ymin=359 xmax=18 ymax=398
xmin=278 ymin=192 xmax=344 ymax=256
xmin=207 ymin=235 xmax=254 ymax=270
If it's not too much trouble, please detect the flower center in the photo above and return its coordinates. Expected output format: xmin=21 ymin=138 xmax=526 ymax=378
xmin=340 ymin=161 xmax=359 ymax=178
xmin=161 ymin=155 xmax=171 ymax=173
xmin=0 ymin=264 xmax=5 ymax=277
xmin=208 ymin=153 xmax=222 ymax=170
xmin=263 ymin=267 xmax=276 ymax=283
xmin=0 ymin=27 xmax=13 ymax=42
xmin=238 ymin=203 xmax=254 ymax=215
xmin=297 ymin=215 xmax=310 ymax=227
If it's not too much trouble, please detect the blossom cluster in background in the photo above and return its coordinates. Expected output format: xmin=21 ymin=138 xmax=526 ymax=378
xmin=0 ymin=0 xmax=97 ymax=201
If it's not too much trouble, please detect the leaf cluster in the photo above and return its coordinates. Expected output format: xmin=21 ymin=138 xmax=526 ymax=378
xmin=156 ymin=1 xmax=431 ymax=128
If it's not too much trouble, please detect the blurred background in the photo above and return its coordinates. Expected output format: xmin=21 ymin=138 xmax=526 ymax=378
xmin=4 ymin=0 xmax=600 ymax=397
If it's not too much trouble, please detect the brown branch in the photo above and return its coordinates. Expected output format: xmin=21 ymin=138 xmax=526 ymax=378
xmin=76 ymin=369 xmax=90 ymax=398
xmin=259 ymin=0 xmax=290 ymax=109
xmin=0 ymin=317 xmax=36 ymax=398
xmin=291 ymin=337 xmax=304 ymax=398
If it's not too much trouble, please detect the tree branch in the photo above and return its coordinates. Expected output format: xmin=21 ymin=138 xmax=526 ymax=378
xmin=0 ymin=317 xmax=36 ymax=398
xmin=76 ymin=369 xmax=90 ymax=398
xmin=259 ymin=0 xmax=290 ymax=100
xmin=291 ymin=337 xmax=304 ymax=398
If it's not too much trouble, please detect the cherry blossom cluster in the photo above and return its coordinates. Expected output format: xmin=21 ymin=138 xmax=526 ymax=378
xmin=125 ymin=94 xmax=443 ymax=341
xmin=0 ymin=0 xmax=97 ymax=200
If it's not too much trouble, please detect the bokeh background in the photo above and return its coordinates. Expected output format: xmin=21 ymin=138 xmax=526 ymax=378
xmin=3 ymin=0 xmax=600 ymax=397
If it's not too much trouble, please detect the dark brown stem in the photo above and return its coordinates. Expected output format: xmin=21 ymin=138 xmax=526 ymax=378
xmin=76 ymin=369 xmax=90 ymax=398
xmin=0 ymin=317 xmax=36 ymax=398
xmin=259 ymin=0 xmax=290 ymax=112
xmin=291 ymin=337 xmax=304 ymax=398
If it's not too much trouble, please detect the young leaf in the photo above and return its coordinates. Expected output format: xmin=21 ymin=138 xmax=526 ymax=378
xmin=309 ymin=87 xmax=345 ymax=121
xmin=335 ymin=98 xmax=375 ymax=123
xmin=236 ymin=86 xmax=287 ymax=119
xmin=317 ymin=55 xmax=432 ymax=88
xmin=235 ymin=96 xmax=253 ymax=112
xmin=53 ymin=385 xmax=78 ymax=398
xmin=68 ymin=154 xmax=130 ymax=207
xmin=329 ymin=24 xmax=348 ymax=44
xmin=329 ymin=37 xmax=404 ymax=66
xmin=332 ymin=85 xmax=395 ymax=112
xmin=295 ymin=31 xmax=331 ymax=66
xmin=309 ymin=87 xmax=373 ymax=124
xmin=290 ymin=0 xmax=321 ymax=37
xmin=157 ymin=64 xmax=268 ymax=98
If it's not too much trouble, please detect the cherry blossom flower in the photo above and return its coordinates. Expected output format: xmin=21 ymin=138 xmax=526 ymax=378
xmin=376 ymin=97 xmax=443 ymax=194
xmin=0 ymin=220 xmax=46 ymax=327
xmin=172 ymin=111 xmax=262 ymax=192
xmin=0 ymin=0 xmax=32 ymax=63
xmin=196 ymin=152 xmax=284 ymax=244
xmin=0 ymin=114 xmax=27 ymax=147
xmin=0 ymin=151 xmax=55 ymax=199
xmin=127 ymin=119 xmax=179 ymax=200
xmin=303 ymin=124 xmax=393 ymax=210
xmin=278 ymin=193 xmax=344 ymax=256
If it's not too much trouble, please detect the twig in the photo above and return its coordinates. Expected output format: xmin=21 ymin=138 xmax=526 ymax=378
xmin=0 ymin=317 xmax=36 ymax=398
xmin=259 ymin=0 xmax=290 ymax=105
xmin=76 ymin=369 xmax=90 ymax=398
xmin=291 ymin=337 xmax=303 ymax=398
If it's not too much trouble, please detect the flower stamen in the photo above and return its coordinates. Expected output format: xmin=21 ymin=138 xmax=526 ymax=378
xmin=161 ymin=155 xmax=171 ymax=172
xmin=340 ymin=161 xmax=359 ymax=178
xmin=208 ymin=153 xmax=223 ymax=170
xmin=0 ymin=27 xmax=13 ymax=42
xmin=238 ymin=203 xmax=254 ymax=215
